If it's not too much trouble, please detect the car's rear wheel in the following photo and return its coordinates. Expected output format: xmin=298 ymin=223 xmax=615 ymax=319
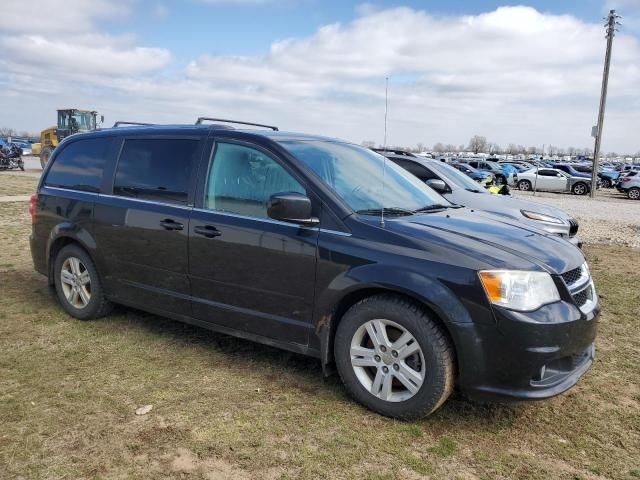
xmin=54 ymin=244 xmax=112 ymax=320
xmin=518 ymin=180 xmax=532 ymax=191
xmin=601 ymin=178 xmax=611 ymax=188
xmin=572 ymin=182 xmax=588 ymax=195
xmin=628 ymin=187 xmax=640 ymax=200
xmin=40 ymin=147 xmax=53 ymax=169
xmin=334 ymin=295 xmax=455 ymax=420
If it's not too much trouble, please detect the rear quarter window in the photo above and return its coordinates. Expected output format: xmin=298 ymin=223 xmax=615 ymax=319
xmin=44 ymin=137 xmax=112 ymax=192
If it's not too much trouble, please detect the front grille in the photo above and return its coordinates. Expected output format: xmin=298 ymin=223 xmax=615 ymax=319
xmin=573 ymin=289 xmax=589 ymax=307
xmin=568 ymin=218 xmax=579 ymax=237
xmin=561 ymin=266 xmax=582 ymax=286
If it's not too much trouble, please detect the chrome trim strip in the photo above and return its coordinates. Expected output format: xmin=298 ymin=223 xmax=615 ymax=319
xmin=96 ymin=193 xmax=192 ymax=210
xmin=566 ymin=263 xmax=591 ymax=292
xmin=192 ymin=208 xmax=311 ymax=228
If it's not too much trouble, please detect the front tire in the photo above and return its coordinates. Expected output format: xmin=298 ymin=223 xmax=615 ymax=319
xmin=518 ymin=180 xmax=532 ymax=191
xmin=40 ymin=147 xmax=53 ymax=169
xmin=572 ymin=182 xmax=588 ymax=195
xmin=629 ymin=187 xmax=640 ymax=200
xmin=334 ymin=295 xmax=455 ymax=420
xmin=53 ymin=244 xmax=112 ymax=320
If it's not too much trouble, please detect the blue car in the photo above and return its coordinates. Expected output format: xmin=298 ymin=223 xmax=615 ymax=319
xmin=450 ymin=162 xmax=494 ymax=184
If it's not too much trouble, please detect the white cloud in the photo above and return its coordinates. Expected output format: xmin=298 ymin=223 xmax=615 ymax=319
xmin=0 ymin=5 xmax=639 ymax=153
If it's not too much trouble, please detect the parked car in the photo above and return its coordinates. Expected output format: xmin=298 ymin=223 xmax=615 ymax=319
xmin=617 ymin=173 xmax=640 ymax=199
xmin=516 ymin=168 xmax=592 ymax=195
xmin=450 ymin=162 xmax=494 ymax=185
xmin=463 ymin=159 xmax=513 ymax=185
xmin=30 ymin=121 xmax=599 ymax=419
xmin=571 ymin=164 xmax=619 ymax=188
xmin=379 ymin=153 xmax=581 ymax=246
xmin=617 ymin=170 xmax=639 ymax=191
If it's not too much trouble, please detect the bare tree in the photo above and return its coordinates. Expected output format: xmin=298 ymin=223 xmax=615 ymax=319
xmin=433 ymin=142 xmax=445 ymax=153
xmin=468 ymin=135 xmax=488 ymax=154
xmin=361 ymin=140 xmax=376 ymax=148
xmin=445 ymin=144 xmax=457 ymax=153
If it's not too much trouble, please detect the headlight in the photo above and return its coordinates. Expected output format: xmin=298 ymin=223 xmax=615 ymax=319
xmin=521 ymin=210 xmax=564 ymax=225
xmin=478 ymin=270 xmax=560 ymax=311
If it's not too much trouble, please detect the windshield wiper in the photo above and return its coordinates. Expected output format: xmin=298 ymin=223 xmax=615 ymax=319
xmin=356 ymin=207 xmax=415 ymax=216
xmin=414 ymin=204 xmax=457 ymax=213
xmin=465 ymin=188 xmax=484 ymax=193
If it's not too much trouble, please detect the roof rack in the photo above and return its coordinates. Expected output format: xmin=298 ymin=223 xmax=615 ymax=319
xmin=112 ymin=121 xmax=155 ymax=128
xmin=195 ymin=117 xmax=278 ymax=131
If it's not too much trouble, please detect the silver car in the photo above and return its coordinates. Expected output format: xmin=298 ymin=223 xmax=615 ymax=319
xmin=381 ymin=154 xmax=581 ymax=246
xmin=516 ymin=168 xmax=593 ymax=196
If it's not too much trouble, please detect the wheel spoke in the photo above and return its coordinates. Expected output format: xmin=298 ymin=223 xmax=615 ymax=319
xmin=78 ymin=286 xmax=90 ymax=306
xmin=78 ymin=271 xmax=90 ymax=286
xmin=61 ymin=270 xmax=74 ymax=285
xmin=396 ymin=363 xmax=423 ymax=391
xmin=380 ymin=372 xmax=393 ymax=400
xmin=350 ymin=346 xmax=377 ymax=367
xmin=365 ymin=320 xmax=390 ymax=348
xmin=69 ymin=258 xmax=81 ymax=276
xmin=68 ymin=288 xmax=79 ymax=305
xmin=396 ymin=339 xmax=420 ymax=360
xmin=371 ymin=368 xmax=384 ymax=396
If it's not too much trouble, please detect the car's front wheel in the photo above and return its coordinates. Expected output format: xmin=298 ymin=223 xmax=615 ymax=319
xmin=518 ymin=180 xmax=532 ymax=191
xmin=572 ymin=182 xmax=588 ymax=195
xmin=334 ymin=295 xmax=455 ymax=420
xmin=628 ymin=187 xmax=640 ymax=200
xmin=54 ymin=244 xmax=113 ymax=320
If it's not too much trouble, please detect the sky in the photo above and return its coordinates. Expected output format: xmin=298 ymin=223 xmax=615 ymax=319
xmin=1 ymin=0 xmax=639 ymax=154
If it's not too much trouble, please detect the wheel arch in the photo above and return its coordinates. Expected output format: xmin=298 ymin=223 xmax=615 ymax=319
xmin=46 ymin=227 xmax=98 ymax=285
xmin=318 ymin=282 xmax=467 ymax=376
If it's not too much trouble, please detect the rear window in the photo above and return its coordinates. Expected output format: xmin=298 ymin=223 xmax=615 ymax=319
xmin=113 ymin=138 xmax=200 ymax=205
xmin=44 ymin=138 xmax=111 ymax=192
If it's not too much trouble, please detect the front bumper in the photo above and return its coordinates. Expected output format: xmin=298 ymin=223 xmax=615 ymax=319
xmin=453 ymin=296 xmax=599 ymax=402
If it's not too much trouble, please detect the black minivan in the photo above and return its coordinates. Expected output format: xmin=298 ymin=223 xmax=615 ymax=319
xmin=30 ymin=120 xmax=599 ymax=419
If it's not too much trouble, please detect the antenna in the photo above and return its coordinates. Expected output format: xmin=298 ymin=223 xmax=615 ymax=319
xmin=380 ymin=76 xmax=389 ymax=228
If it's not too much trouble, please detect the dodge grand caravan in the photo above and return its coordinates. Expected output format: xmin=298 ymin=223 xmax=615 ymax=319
xmin=30 ymin=119 xmax=600 ymax=419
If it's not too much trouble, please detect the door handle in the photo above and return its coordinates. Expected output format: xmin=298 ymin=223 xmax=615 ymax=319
xmin=160 ymin=219 xmax=184 ymax=231
xmin=194 ymin=225 xmax=221 ymax=238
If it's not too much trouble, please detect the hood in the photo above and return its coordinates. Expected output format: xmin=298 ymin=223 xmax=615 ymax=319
xmin=384 ymin=207 xmax=584 ymax=274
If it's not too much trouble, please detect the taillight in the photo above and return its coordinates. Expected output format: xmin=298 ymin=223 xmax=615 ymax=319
xmin=622 ymin=177 xmax=631 ymax=182
xmin=29 ymin=193 xmax=37 ymax=224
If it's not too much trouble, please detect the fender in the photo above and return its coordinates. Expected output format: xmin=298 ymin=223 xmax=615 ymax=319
xmin=46 ymin=223 xmax=98 ymax=284
xmin=312 ymin=262 xmax=489 ymax=371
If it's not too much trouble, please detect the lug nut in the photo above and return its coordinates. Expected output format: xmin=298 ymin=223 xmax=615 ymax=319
xmin=392 ymin=350 xmax=398 ymax=358
xmin=380 ymin=346 xmax=387 ymax=352
xmin=393 ymin=364 xmax=399 ymax=371
xmin=382 ymin=366 xmax=389 ymax=373
xmin=374 ymin=355 xmax=381 ymax=362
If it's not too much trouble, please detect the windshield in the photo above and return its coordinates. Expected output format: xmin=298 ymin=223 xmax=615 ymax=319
xmin=59 ymin=111 xmax=96 ymax=131
xmin=278 ymin=140 xmax=448 ymax=213
xmin=433 ymin=162 xmax=487 ymax=192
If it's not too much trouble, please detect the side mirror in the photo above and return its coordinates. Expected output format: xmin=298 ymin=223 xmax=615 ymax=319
xmin=267 ymin=192 xmax=319 ymax=226
xmin=426 ymin=179 xmax=448 ymax=193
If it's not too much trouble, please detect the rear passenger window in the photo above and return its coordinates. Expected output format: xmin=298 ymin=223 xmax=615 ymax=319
xmin=45 ymin=138 xmax=111 ymax=192
xmin=113 ymin=138 xmax=200 ymax=205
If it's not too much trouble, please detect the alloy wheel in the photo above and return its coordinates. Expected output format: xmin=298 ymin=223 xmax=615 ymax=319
xmin=60 ymin=257 xmax=92 ymax=309
xmin=350 ymin=319 xmax=425 ymax=402
xmin=629 ymin=188 xmax=640 ymax=200
xmin=574 ymin=183 xmax=587 ymax=195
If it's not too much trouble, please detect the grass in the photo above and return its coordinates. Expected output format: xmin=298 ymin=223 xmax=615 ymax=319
xmin=0 ymin=173 xmax=38 ymax=197
xmin=0 ymin=199 xmax=639 ymax=479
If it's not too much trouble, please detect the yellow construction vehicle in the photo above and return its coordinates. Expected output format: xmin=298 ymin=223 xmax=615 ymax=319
xmin=32 ymin=109 xmax=103 ymax=168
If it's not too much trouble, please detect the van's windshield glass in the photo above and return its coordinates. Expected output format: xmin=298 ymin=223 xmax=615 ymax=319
xmin=278 ymin=140 xmax=448 ymax=214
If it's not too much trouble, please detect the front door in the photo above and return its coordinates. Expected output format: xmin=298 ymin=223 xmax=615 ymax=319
xmin=93 ymin=136 xmax=203 ymax=314
xmin=188 ymin=140 xmax=318 ymax=346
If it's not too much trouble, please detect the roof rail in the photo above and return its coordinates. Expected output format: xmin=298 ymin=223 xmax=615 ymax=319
xmin=112 ymin=121 xmax=155 ymax=128
xmin=195 ymin=117 xmax=278 ymax=131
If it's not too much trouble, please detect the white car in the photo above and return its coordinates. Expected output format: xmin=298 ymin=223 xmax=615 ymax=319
xmin=516 ymin=168 xmax=593 ymax=195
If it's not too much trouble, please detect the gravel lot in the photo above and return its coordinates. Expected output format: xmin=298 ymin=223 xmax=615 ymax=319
xmin=513 ymin=190 xmax=640 ymax=248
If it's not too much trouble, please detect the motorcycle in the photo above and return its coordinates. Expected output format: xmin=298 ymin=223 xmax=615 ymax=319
xmin=0 ymin=143 xmax=25 ymax=171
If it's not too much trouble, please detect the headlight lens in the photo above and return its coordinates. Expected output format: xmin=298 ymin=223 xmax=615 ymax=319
xmin=478 ymin=270 xmax=560 ymax=311
xmin=521 ymin=210 xmax=564 ymax=225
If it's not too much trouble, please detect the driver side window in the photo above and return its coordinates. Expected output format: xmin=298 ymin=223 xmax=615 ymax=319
xmin=205 ymin=142 xmax=305 ymax=219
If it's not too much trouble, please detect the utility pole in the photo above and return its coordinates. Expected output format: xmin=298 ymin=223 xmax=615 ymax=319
xmin=591 ymin=9 xmax=621 ymax=198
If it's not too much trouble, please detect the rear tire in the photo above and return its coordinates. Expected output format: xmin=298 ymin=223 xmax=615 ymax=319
xmin=628 ymin=187 xmax=640 ymax=200
xmin=572 ymin=182 xmax=588 ymax=195
xmin=518 ymin=180 xmax=532 ymax=191
xmin=53 ymin=244 xmax=112 ymax=320
xmin=601 ymin=178 xmax=611 ymax=188
xmin=40 ymin=147 xmax=53 ymax=169
xmin=334 ymin=294 xmax=455 ymax=420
